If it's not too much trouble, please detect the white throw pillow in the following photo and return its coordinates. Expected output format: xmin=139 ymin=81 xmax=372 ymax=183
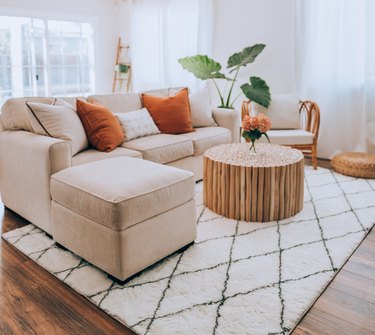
xmin=26 ymin=99 xmax=88 ymax=155
xmin=252 ymin=94 xmax=301 ymax=129
xmin=115 ymin=108 xmax=160 ymax=142
xmin=189 ymin=87 xmax=217 ymax=127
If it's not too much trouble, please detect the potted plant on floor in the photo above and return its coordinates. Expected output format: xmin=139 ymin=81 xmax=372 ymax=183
xmin=178 ymin=44 xmax=271 ymax=110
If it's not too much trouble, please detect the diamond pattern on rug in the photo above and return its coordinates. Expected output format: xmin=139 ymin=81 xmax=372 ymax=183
xmin=2 ymin=167 xmax=375 ymax=335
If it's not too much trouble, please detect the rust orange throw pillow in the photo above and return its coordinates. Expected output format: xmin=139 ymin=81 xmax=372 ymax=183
xmin=141 ymin=88 xmax=195 ymax=134
xmin=76 ymin=99 xmax=124 ymax=152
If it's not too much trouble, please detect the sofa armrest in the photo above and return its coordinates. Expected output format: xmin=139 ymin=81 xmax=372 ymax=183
xmin=0 ymin=130 xmax=72 ymax=234
xmin=212 ymin=107 xmax=241 ymax=143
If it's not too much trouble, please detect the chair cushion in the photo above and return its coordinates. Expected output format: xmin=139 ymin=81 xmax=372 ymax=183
xmin=253 ymin=94 xmax=300 ymax=129
xmin=259 ymin=129 xmax=314 ymax=145
xmin=72 ymin=147 xmax=142 ymax=166
xmin=141 ymin=88 xmax=195 ymax=134
xmin=122 ymin=134 xmax=193 ymax=164
xmin=76 ymin=99 xmax=124 ymax=152
xmin=180 ymin=127 xmax=232 ymax=156
xmin=50 ymin=157 xmax=195 ymax=230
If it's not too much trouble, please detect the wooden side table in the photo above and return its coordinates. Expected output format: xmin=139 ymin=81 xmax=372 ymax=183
xmin=203 ymin=143 xmax=304 ymax=222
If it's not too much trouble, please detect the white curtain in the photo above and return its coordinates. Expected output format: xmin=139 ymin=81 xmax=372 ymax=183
xmin=130 ymin=0 xmax=212 ymax=92
xmin=296 ymin=0 xmax=375 ymax=158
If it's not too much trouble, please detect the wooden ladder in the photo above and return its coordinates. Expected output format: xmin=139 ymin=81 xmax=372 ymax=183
xmin=112 ymin=37 xmax=132 ymax=93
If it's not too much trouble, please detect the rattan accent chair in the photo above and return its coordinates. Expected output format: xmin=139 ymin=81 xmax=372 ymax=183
xmin=241 ymin=99 xmax=320 ymax=169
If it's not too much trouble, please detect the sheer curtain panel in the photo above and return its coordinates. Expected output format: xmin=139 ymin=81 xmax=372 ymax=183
xmin=296 ymin=0 xmax=375 ymax=158
xmin=130 ymin=0 xmax=212 ymax=92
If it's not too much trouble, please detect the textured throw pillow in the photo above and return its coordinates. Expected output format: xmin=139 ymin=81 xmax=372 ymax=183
xmin=141 ymin=88 xmax=195 ymax=134
xmin=252 ymin=94 xmax=301 ymax=129
xmin=26 ymin=99 xmax=88 ymax=155
xmin=115 ymin=108 xmax=160 ymax=142
xmin=76 ymin=99 xmax=124 ymax=152
xmin=189 ymin=87 xmax=217 ymax=127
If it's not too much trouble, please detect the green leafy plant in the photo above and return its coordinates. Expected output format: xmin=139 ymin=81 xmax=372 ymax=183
xmin=178 ymin=44 xmax=271 ymax=109
xmin=115 ymin=64 xmax=129 ymax=74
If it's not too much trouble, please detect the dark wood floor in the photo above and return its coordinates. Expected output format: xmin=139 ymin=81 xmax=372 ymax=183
xmin=0 ymin=158 xmax=374 ymax=335
xmin=0 ymin=202 xmax=135 ymax=334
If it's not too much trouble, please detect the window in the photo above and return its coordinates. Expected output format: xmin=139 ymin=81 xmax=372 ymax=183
xmin=0 ymin=15 xmax=94 ymax=106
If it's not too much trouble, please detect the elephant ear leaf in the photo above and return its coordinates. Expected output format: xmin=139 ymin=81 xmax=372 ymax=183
xmin=178 ymin=55 xmax=227 ymax=80
xmin=240 ymin=76 xmax=271 ymax=108
xmin=227 ymin=44 xmax=266 ymax=73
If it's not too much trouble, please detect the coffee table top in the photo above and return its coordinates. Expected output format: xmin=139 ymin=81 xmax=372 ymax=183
xmin=204 ymin=143 xmax=303 ymax=168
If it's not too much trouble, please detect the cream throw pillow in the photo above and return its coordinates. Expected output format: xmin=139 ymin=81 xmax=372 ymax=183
xmin=252 ymin=94 xmax=301 ymax=129
xmin=115 ymin=108 xmax=160 ymax=142
xmin=169 ymin=87 xmax=217 ymax=128
xmin=189 ymin=87 xmax=217 ymax=127
xmin=26 ymin=99 xmax=88 ymax=155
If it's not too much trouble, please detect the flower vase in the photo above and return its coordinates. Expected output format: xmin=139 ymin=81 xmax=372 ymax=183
xmin=245 ymin=139 xmax=257 ymax=154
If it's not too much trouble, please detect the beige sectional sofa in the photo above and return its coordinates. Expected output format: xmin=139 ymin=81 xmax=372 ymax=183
xmin=0 ymin=90 xmax=240 ymax=236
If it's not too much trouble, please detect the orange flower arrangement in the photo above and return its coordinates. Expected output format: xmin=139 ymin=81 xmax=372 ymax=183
xmin=242 ymin=113 xmax=272 ymax=152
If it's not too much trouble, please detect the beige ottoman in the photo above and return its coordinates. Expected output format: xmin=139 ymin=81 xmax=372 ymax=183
xmin=50 ymin=157 xmax=196 ymax=281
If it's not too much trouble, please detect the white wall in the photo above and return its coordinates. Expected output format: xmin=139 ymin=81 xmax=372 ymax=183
xmin=0 ymin=0 xmax=118 ymax=93
xmin=211 ymin=0 xmax=296 ymax=109
xmin=116 ymin=1 xmax=132 ymax=45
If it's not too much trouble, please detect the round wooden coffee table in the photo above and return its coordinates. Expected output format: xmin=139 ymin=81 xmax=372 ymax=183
xmin=203 ymin=143 xmax=304 ymax=222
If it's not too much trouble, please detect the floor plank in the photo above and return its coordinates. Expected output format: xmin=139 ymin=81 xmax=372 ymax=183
xmin=294 ymin=308 xmax=374 ymax=335
xmin=329 ymin=269 xmax=375 ymax=304
xmin=344 ymin=254 xmax=375 ymax=281
xmin=314 ymin=287 xmax=375 ymax=332
xmin=353 ymin=239 xmax=375 ymax=262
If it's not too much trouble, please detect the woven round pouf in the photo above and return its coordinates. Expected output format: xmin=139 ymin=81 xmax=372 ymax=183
xmin=331 ymin=152 xmax=375 ymax=178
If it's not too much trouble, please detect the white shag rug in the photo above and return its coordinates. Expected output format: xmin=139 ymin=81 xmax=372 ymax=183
xmin=3 ymin=167 xmax=375 ymax=335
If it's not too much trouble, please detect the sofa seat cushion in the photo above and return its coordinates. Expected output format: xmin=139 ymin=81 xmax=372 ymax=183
xmin=51 ymin=157 xmax=195 ymax=231
xmin=179 ymin=127 xmax=232 ymax=156
xmin=122 ymin=134 xmax=193 ymax=164
xmin=72 ymin=147 xmax=142 ymax=166
xmin=259 ymin=129 xmax=314 ymax=145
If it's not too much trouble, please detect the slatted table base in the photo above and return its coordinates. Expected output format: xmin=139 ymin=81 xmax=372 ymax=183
xmin=203 ymin=157 xmax=304 ymax=222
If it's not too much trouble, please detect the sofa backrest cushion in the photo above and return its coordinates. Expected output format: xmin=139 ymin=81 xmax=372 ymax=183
xmin=0 ymin=97 xmax=79 ymax=132
xmin=76 ymin=99 xmax=124 ymax=152
xmin=26 ymin=99 xmax=89 ymax=155
xmin=87 ymin=88 xmax=185 ymax=115
xmin=87 ymin=93 xmax=142 ymax=113
xmin=189 ymin=87 xmax=217 ymax=128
